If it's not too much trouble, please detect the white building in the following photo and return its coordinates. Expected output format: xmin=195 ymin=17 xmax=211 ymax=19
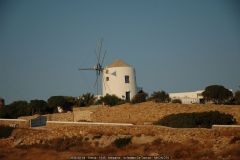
xmin=169 ymin=90 xmax=204 ymax=104
xmin=102 ymin=60 xmax=138 ymax=101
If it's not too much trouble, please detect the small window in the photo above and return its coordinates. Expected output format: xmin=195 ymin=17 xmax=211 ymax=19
xmin=125 ymin=75 xmax=129 ymax=83
xmin=106 ymin=77 xmax=109 ymax=81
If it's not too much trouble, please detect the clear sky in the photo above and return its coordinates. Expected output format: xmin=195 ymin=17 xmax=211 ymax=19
xmin=0 ymin=0 xmax=240 ymax=104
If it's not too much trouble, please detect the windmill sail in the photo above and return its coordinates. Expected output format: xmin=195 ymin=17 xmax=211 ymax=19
xmin=78 ymin=39 xmax=107 ymax=96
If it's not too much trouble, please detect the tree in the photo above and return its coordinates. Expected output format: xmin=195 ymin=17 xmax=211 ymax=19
xmin=29 ymin=100 xmax=49 ymax=115
xmin=202 ymin=85 xmax=233 ymax=104
xmin=149 ymin=91 xmax=171 ymax=103
xmin=0 ymin=107 xmax=7 ymax=118
xmin=3 ymin=101 xmax=30 ymax=118
xmin=77 ymin=93 xmax=96 ymax=107
xmin=234 ymin=91 xmax=240 ymax=105
xmin=96 ymin=94 xmax=124 ymax=106
xmin=131 ymin=90 xmax=148 ymax=104
xmin=47 ymin=96 xmax=69 ymax=113
xmin=64 ymin=96 xmax=76 ymax=107
xmin=0 ymin=97 xmax=4 ymax=108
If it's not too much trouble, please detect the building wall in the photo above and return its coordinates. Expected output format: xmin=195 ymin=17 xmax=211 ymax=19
xmin=169 ymin=90 xmax=204 ymax=104
xmin=102 ymin=66 xmax=137 ymax=100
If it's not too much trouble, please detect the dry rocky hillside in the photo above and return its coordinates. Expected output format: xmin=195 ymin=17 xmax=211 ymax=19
xmin=1 ymin=102 xmax=240 ymax=160
xmin=19 ymin=101 xmax=240 ymax=124
xmin=90 ymin=102 xmax=240 ymax=124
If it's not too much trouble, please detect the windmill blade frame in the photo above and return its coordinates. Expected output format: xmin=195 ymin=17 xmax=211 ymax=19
xmin=101 ymin=50 xmax=107 ymax=66
xmin=78 ymin=68 xmax=96 ymax=71
xmin=78 ymin=38 xmax=107 ymax=96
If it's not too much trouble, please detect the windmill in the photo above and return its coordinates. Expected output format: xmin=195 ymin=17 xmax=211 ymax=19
xmin=78 ymin=39 xmax=107 ymax=96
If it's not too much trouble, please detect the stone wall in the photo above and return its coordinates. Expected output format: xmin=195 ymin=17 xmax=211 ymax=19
xmin=0 ymin=119 xmax=29 ymax=128
xmin=90 ymin=102 xmax=240 ymax=124
xmin=73 ymin=110 xmax=93 ymax=122
xmin=20 ymin=112 xmax=74 ymax=122
xmin=18 ymin=102 xmax=240 ymax=124
xmin=47 ymin=112 xmax=73 ymax=121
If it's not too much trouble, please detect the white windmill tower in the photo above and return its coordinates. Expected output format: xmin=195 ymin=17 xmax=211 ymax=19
xmin=102 ymin=60 xmax=137 ymax=101
xmin=79 ymin=40 xmax=138 ymax=101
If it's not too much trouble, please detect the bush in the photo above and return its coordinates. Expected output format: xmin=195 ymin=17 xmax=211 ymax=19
xmin=0 ymin=126 xmax=14 ymax=139
xmin=172 ymin=99 xmax=182 ymax=104
xmin=0 ymin=107 xmax=7 ymax=118
xmin=154 ymin=111 xmax=236 ymax=128
xmin=77 ymin=93 xmax=96 ymax=107
xmin=149 ymin=91 xmax=170 ymax=103
xmin=113 ymin=137 xmax=132 ymax=148
xmin=1 ymin=101 xmax=31 ymax=119
xmin=29 ymin=100 xmax=49 ymax=115
xmin=131 ymin=90 xmax=148 ymax=104
xmin=96 ymin=94 xmax=124 ymax=106
xmin=0 ymin=97 xmax=4 ymax=107
xmin=47 ymin=96 xmax=72 ymax=113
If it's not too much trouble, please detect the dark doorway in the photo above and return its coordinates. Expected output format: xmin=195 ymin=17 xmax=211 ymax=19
xmin=199 ymin=98 xmax=205 ymax=104
xmin=126 ymin=91 xmax=130 ymax=102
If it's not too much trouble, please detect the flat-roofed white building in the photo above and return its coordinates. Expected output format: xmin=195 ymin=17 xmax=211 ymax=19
xmin=169 ymin=90 xmax=204 ymax=104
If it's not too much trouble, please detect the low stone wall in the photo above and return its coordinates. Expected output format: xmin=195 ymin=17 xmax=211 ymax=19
xmin=73 ymin=110 xmax=93 ymax=122
xmin=0 ymin=119 xmax=29 ymax=128
xmin=20 ymin=112 xmax=74 ymax=122
xmin=91 ymin=102 xmax=240 ymax=124
xmin=18 ymin=102 xmax=240 ymax=124
xmin=47 ymin=112 xmax=73 ymax=121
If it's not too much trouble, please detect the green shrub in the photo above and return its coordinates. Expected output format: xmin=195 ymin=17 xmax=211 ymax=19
xmin=77 ymin=93 xmax=96 ymax=107
xmin=96 ymin=94 xmax=124 ymax=106
xmin=172 ymin=99 xmax=182 ymax=104
xmin=0 ymin=126 xmax=14 ymax=139
xmin=131 ymin=91 xmax=148 ymax=104
xmin=113 ymin=137 xmax=132 ymax=148
xmin=149 ymin=91 xmax=171 ymax=103
xmin=154 ymin=111 xmax=236 ymax=128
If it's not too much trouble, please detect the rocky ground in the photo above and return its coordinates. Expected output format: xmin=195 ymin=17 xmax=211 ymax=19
xmin=1 ymin=102 xmax=240 ymax=160
xmin=1 ymin=125 xmax=240 ymax=160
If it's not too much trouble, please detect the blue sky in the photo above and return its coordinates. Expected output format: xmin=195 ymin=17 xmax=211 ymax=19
xmin=0 ymin=0 xmax=240 ymax=104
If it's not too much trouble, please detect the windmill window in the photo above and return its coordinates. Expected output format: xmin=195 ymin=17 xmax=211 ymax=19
xmin=106 ymin=77 xmax=109 ymax=81
xmin=125 ymin=75 xmax=129 ymax=83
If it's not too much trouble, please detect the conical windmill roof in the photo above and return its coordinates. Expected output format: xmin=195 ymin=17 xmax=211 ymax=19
xmin=106 ymin=59 xmax=131 ymax=68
